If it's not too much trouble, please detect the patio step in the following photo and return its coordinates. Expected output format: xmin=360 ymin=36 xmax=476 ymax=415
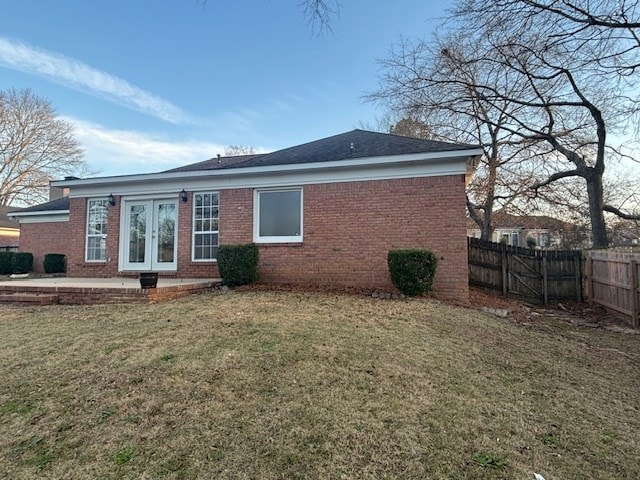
xmin=0 ymin=292 xmax=59 ymax=306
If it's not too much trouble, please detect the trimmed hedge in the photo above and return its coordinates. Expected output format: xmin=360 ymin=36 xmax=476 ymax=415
xmin=0 ymin=251 xmax=14 ymax=274
xmin=217 ymin=244 xmax=259 ymax=286
xmin=44 ymin=253 xmax=66 ymax=274
xmin=12 ymin=252 xmax=33 ymax=274
xmin=387 ymin=249 xmax=438 ymax=296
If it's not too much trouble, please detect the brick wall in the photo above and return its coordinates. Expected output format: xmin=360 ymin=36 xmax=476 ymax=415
xmin=22 ymin=175 xmax=469 ymax=301
xmin=66 ymin=197 xmax=120 ymax=277
xmin=176 ymin=194 xmax=220 ymax=278
xmin=220 ymin=175 xmax=469 ymax=302
xmin=19 ymin=222 xmax=70 ymax=274
xmin=66 ymin=195 xmax=219 ymax=279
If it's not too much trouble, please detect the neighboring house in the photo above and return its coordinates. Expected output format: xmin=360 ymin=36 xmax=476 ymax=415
xmin=0 ymin=205 xmax=21 ymax=252
xmin=609 ymin=220 xmax=640 ymax=247
xmin=12 ymin=129 xmax=482 ymax=301
xmin=467 ymin=211 xmax=574 ymax=249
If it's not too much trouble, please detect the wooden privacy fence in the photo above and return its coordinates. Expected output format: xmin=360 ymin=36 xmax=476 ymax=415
xmin=584 ymin=250 xmax=640 ymax=328
xmin=468 ymin=237 xmax=583 ymax=305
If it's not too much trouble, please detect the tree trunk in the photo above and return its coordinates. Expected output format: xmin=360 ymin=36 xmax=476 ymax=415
xmin=481 ymin=211 xmax=494 ymax=241
xmin=586 ymin=171 xmax=608 ymax=248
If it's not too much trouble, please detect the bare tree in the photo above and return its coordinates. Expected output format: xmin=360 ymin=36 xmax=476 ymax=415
xmin=421 ymin=0 xmax=640 ymax=248
xmin=199 ymin=1 xmax=341 ymax=35
xmin=388 ymin=117 xmax=435 ymax=139
xmin=224 ymin=145 xmax=257 ymax=156
xmin=369 ymin=36 xmax=540 ymax=240
xmin=299 ymin=0 xmax=341 ymax=35
xmin=0 ymin=88 xmax=85 ymax=206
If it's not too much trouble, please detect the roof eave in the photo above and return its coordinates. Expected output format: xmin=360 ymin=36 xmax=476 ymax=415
xmin=10 ymin=209 xmax=70 ymax=218
xmin=51 ymin=148 xmax=484 ymax=189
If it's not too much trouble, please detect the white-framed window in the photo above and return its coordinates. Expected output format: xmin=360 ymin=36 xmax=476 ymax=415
xmin=539 ymin=232 xmax=550 ymax=247
xmin=192 ymin=192 xmax=219 ymax=261
xmin=86 ymin=199 xmax=108 ymax=262
xmin=511 ymin=232 xmax=520 ymax=246
xmin=253 ymin=187 xmax=303 ymax=243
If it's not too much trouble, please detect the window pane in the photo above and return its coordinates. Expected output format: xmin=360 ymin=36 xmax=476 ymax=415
xmin=259 ymin=190 xmax=301 ymax=237
xmin=87 ymin=236 xmax=106 ymax=261
xmin=157 ymin=203 xmax=176 ymax=263
xmin=192 ymin=194 xmax=219 ymax=260
xmin=87 ymin=199 xmax=108 ymax=261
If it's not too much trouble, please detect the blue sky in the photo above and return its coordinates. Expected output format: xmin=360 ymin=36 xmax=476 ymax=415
xmin=0 ymin=0 xmax=448 ymax=176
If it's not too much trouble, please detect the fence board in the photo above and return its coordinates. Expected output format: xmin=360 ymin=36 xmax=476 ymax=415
xmin=468 ymin=237 xmax=582 ymax=305
xmin=584 ymin=250 xmax=640 ymax=328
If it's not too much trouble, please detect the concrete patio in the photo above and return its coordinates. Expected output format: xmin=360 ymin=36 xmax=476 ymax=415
xmin=0 ymin=276 xmax=222 ymax=305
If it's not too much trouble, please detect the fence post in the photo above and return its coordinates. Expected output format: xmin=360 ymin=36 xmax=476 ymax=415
xmin=542 ymin=255 xmax=549 ymax=305
xmin=584 ymin=254 xmax=593 ymax=305
xmin=631 ymin=259 xmax=639 ymax=329
xmin=501 ymin=248 xmax=508 ymax=297
xmin=574 ymin=254 xmax=583 ymax=303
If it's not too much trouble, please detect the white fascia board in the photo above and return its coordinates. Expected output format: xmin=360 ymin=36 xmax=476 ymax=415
xmin=14 ymin=211 xmax=69 ymax=224
xmin=60 ymin=152 xmax=480 ymax=198
xmin=52 ymin=148 xmax=483 ymax=189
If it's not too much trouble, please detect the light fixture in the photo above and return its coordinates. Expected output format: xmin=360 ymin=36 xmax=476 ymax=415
xmin=108 ymin=193 xmax=115 ymax=206
xmin=180 ymin=189 xmax=188 ymax=202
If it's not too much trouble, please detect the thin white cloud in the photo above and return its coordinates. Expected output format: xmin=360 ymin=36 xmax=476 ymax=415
xmin=64 ymin=117 xmax=269 ymax=176
xmin=66 ymin=117 xmax=223 ymax=174
xmin=0 ymin=37 xmax=193 ymax=124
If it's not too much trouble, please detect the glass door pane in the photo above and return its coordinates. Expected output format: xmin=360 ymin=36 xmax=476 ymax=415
xmin=128 ymin=204 xmax=148 ymax=265
xmin=154 ymin=201 xmax=176 ymax=267
xmin=120 ymin=198 xmax=178 ymax=272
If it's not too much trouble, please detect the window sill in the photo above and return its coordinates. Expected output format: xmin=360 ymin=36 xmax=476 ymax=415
xmin=255 ymin=242 xmax=304 ymax=247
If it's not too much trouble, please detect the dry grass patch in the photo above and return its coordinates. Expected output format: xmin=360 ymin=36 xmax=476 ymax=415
xmin=0 ymin=291 xmax=639 ymax=479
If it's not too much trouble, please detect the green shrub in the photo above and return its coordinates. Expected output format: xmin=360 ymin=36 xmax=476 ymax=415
xmin=12 ymin=252 xmax=33 ymax=274
xmin=526 ymin=236 xmax=537 ymax=248
xmin=0 ymin=251 xmax=14 ymax=274
xmin=43 ymin=253 xmax=66 ymax=274
xmin=217 ymin=244 xmax=259 ymax=286
xmin=387 ymin=249 xmax=438 ymax=296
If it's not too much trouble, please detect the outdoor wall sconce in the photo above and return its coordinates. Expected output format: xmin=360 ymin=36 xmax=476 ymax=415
xmin=180 ymin=189 xmax=188 ymax=202
xmin=108 ymin=193 xmax=116 ymax=206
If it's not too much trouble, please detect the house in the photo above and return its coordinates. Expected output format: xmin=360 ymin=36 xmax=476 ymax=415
xmin=467 ymin=211 xmax=576 ymax=249
xmin=0 ymin=205 xmax=21 ymax=252
xmin=609 ymin=219 xmax=640 ymax=247
xmin=12 ymin=129 xmax=482 ymax=301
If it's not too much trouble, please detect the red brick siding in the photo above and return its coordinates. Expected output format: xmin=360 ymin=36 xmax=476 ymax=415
xmin=243 ymin=176 xmax=469 ymax=302
xmin=21 ymin=175 xmax=469 ymax=301
xmin=19 ymin=222 xmax=70 ymax=273
xmin=176 ymin=193 xmax=220 ymax=278
xmin=66 ymin=197 xmax=120 ymax=277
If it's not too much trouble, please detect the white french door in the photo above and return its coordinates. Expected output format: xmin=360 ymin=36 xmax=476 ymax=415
xmin=121 ymin=199 xmax=178 ymax=271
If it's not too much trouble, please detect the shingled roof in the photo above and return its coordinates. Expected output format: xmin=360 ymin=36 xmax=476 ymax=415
xmin=0 ymin=205 xmax=22 ymax=229
xmin=166 ymin=129 xmax=479 ymax=173
xmin=10 ymin=197 xmax=70 ymax=214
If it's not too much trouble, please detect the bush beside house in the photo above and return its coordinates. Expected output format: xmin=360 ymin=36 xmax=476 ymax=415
xmin=12 ymin=252 xmax=33 ymax=274
xmin=217 ymin=244 xmax=259 ymax=286
xmin=43 ymin=253 xmax=66 ymax=274
xmin=0 ymin=251 xmax=14 ymax=274
xmin=387 ymin=249 xmax=438 ymax=296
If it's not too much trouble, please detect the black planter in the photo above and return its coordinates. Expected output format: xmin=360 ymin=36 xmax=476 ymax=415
xmin=139 ymin=272 xmax=159 ymax=289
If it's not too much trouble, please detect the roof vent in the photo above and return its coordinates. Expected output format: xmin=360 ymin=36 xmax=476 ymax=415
xmin=350 ymin=142 xmax=355 ymax=154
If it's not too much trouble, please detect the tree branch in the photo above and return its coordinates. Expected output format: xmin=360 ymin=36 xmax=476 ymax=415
xmin=603 ymin=204 xmax=640 ymax=220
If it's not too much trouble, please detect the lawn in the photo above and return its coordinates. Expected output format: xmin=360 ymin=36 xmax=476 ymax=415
xmin=1 ymin=290 xmax=639 ymax=479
